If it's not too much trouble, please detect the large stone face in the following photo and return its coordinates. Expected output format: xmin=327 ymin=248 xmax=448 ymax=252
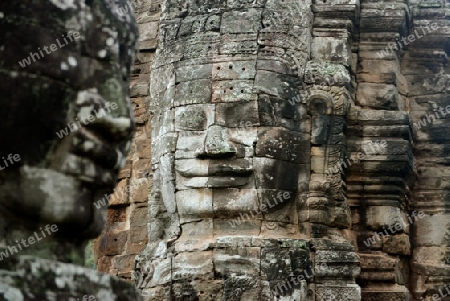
xmin=0 ymin=0 xmax=140 ymax=299
xmin=127 ymin=0 xmax=361 ymax=300
xmin=96 ymin=0 xmax=450 ymax=300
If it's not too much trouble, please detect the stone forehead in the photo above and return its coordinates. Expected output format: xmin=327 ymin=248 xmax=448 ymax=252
xmin=0 ymin=0 xmax=138 ymax=162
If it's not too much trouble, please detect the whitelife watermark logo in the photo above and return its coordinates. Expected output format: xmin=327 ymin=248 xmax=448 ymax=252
xmin=271 ymin=264 xmax=323 ymax=296
xmin=115 ymin=2 xmax=133 ymax=16
xmin=227 ymin=192 xmax=292 ymax=228
xmin=94 ymin=176 xmax=151 ymax=210
xmin=0 ymin=154 xmax=21 ymax=170
xmin=253 ymin=261 xmax=330 ymax=297
xmin=18 ymin=31 xmax=81 ymax=68
xmin=114 ymin=0 xmax=146 ymax=16
xmin=362 ymin=210 xmax=425 ymax=247
xmin=0 ymin=224 xmax=58 ymax=261
xmin=423 ymin=283 xmax=450 ymax=301
xmin=414 ymin=104 xmax=450 ymax=131
xmin=377 ymin=23 xmax=438 ymax=58
xmin=55 ymin=102 xmax=119 ymax=139
xmin=326 ymin=140 xmax=388 ymax=175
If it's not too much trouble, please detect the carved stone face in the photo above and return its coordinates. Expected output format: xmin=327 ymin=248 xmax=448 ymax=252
xmin=173 ymin=112 xmax=310 ymax=244
xmin=149 ymin=0 xmax=313 ymax=241
xmin=0 ymin=0 xmax=137 ymax=239
xmin=137 ymin=2 xmax=364 ymax=300
xmin=173 ymin=94 xmax=310 ymax=215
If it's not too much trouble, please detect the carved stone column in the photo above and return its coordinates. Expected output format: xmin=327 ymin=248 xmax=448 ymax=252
xmin=406 ymin=1 xmax=450 ymax=300
xmin=351 ymin=0 xmax=415 ymax=300
xmin=306 ymin=1 xmax=362 ymax=300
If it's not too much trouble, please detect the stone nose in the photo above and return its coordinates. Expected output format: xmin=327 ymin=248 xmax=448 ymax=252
xmin=198 ymin=125 xmax=237 ymax=158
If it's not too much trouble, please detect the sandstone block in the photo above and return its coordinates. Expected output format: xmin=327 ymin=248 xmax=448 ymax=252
xmin=221 ymin=9 xmax=263 ymax=34
xmin=173 ymin=251 xmax=214 ymax=281
xmin=356 ymin=83 xmax=399 ymax=110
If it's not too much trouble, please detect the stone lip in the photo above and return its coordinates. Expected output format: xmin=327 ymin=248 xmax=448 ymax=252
xmin=175 ymin=159 xmax=254 ymax=188
xmin=178 ymin=166 xmax=253 ymax=177
xmin=0 ymin=256 xmax=142 ymax=301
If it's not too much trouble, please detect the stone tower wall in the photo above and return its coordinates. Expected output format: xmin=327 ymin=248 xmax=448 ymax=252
xmin=95 ymin=1 xmax=450 ymax=300
xmin=95 ymin=0 xmax=161 ymax=281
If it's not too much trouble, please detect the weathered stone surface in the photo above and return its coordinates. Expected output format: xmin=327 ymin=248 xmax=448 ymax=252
xmin=357 ymin=59 xmax=399 ymax=84
xmin=0 ymin=257 xmax=142 ymax=301
xmin=176 ymin=189 xmax=213 ymax=222
xmin=255 ymin=128 xmax=310 ymax=163
xmin=305 ymin=61 xmax=351 ymax=86
xmin=382 ymin=234 xmax=411 ymax=256
xmin=95 ymin=0 xmax=450 ymax=300
xmin=414 ymin=215 xmax=450 ymax=246
xmin=216 ymin=101 xmax=260 ymax=128
xmin=213 ymin=247 xmax=260 ymax=277
xmin=213 ymin=188 xmax=259 ymax=217
xmin=173 ymin=251 xmax=214 ymax=281
xmin=174 ymin=79 xmax=212 ymax=106
xmin=132 ymin=0 xmax=357 ymax=299
xmin=356 ymin=83 xmax=399 ymax=110
xmin=316 ymin=284 xmax=361 ymax=301
xmin=359 ymin=253 xmax=401 ymax=282
xmin=311 ymin=37 xmax=352 ymax=66
xmin=0 ymin=0 xmax=141 ymax=299
xmin=365 ymin=206 xmax=407 ymax=232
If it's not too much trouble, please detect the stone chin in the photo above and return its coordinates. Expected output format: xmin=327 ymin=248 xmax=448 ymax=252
xmin=176 ymin=176 xmax=253 ymax=189
xmin=0 ymin=165 xmax=110 ymax=238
